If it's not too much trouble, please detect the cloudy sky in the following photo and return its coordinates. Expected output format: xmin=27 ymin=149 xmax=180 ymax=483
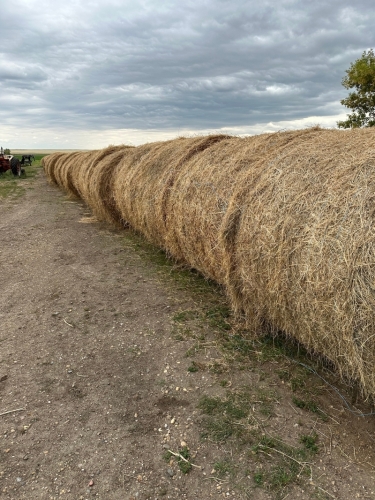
xmin=1 ymin=0 xmax=375 ymax=149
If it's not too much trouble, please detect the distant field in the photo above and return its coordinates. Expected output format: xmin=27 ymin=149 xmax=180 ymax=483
xmin=11 ymin=149 xmax=91 ymax=154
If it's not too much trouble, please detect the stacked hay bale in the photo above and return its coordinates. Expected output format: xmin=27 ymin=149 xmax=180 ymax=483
xmin=42 ymin=128 xmax=375 ymax=400
xmin=221 ymin=127 xmax=375 ymax=398
xmin=80 ymin=145 xmax=135 ymax=225
xmin=113 ymin=135 xmax=231 ymax=252
xmin=42 ymin=152 xmax=68 ymax=185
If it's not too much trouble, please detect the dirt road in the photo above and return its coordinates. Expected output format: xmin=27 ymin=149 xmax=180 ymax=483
xmin=1 ymin=172 xmax=375 ymax=500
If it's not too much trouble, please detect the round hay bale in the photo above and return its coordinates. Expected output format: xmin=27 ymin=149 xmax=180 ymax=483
xmin=113 ymin=135 xmax=231 ymax=252
xmin=69 ymin=150 xmax=100 ymax=199
xmin=163 ymin=135 xmax=256 ymax=281
xmin=42 ymin=152 xmax=67 ymax=185
xmin=54 ymin=152 xmax=85 ymax=198
xmin=113 ymin=139 xmax=178 ymax=245
xmin=77 ymin=145 xmax=127 ymax=207
xmin=86 ymin=146 xmax=135 ymax=225
xmin=221 ymin=127 xmax=375 ymax=399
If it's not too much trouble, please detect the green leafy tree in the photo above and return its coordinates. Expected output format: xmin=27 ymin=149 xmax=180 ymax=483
xmin=337 ymin=49 xmax=375 ymax=128
xmin=4 ymin=148 xmax=10 ymax=155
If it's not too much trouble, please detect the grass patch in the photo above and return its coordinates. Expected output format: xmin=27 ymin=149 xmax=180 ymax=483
xmin=0 ymin=155 xmax=45 ymax=199
xmin=251 ymin=433 xmax=318 ymax=497
xmin=213 ymin=458 xmax=234 ymax=478
xmin=292 ymin=397 xmax=328 ymax=421
xmin=164 ymin=446 xmax=193 ymax=474
xmin=187 ymin=361 xmax=199 ymax=373
xmin=198 ymin=389 xmax=321 ymax=497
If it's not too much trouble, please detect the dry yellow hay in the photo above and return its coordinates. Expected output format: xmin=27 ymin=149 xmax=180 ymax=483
xmin=55 ymin=152 xmax=85 ymax=198
xmin=68 ymin=150 xmax=100 ymax=199
xmin=77 ymin=146 xmax=126 ymax=206
xmin=42 ymin=152 xmax=68 ymax=185
xmin=83 ymin=146 xmax=135 ymax=225
xmin=113 ymin=135 xmax=231 ymax=252
xmin=221 ymin=127 xmax=375 ymax=398
xmin=42 ymin=127 xmax=375 ymax=399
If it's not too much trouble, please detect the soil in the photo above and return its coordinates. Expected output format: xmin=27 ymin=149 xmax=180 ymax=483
xmin=1 ymin=171 xmax=375 ymax=500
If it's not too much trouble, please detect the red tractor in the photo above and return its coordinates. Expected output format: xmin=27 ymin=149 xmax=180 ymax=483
xmin=0 ymin=151 xmax=22 ymax=176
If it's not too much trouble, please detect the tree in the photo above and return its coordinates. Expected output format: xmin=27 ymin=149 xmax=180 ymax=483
xmin=4 ymin=148 xmax=10 ymax=155
xmin=337 ymin=49 xmax=375 ymax=128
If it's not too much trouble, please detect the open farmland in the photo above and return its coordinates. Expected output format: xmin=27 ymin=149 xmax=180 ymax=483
xmin=1 ymin=137 xmax=375 ymax=499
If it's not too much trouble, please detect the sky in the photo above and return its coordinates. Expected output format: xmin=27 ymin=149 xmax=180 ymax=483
xmin=1 ymin=0 xmax=375 ymax=149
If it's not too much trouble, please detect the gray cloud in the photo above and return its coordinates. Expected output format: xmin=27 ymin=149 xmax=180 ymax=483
xmin=1 ymin=0 xmax=375 ymax=146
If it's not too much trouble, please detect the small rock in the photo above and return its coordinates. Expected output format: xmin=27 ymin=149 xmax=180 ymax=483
xmin=0 ymin=375 xmax=8 ymax=382
xmin=166 ymin=468 xmax=175 ymax=477
xmin=88 ymin=479 xmax=94 ymax=487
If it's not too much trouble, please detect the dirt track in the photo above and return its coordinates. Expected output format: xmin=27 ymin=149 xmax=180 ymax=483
xmin=1 ymin=172 xmax=375 ymax=500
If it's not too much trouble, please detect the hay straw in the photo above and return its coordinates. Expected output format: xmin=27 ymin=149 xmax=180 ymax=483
xmin=113 ymin=135 xmax=231 ymax=252
xmin=84 ymin=146 xmax=134 ymax=225
xmin=221 ymin=127 xmax=375 ymax=398
xmin=42 ymin=152 xmax=68 ymax=185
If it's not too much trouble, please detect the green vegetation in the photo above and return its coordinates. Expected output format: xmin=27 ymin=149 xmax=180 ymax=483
xmin=163 ymin=446 xmax=193 ymax=474
xmin=292 ymin=397 xmax=328 ymax=421
xmin=187 ymin=361 xmax=199 ymax=372
xmin=118 ymin=209 xmax=361 ymax=498
xmin=0 ymin=154 xmax=46 ymax=199
xmin=197 ymin=388 xmax=320 ymax=497
xmin=338 ymin=49 xmax=375 ymax=128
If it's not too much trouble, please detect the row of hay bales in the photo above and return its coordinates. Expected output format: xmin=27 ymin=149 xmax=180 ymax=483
xmin=42 ymin=127 xmax=375 ymax=401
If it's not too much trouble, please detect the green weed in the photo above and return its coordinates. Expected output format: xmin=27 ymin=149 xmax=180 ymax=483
xmin=213 ymin=458 xmax=234 ymax=478
xmin=292 ymin=397 xmax=328 ymax=421
xmin=187 ymin=361 xmax=199 ymax=373
xmin=164 ymin=446 xmax=193 ymax=474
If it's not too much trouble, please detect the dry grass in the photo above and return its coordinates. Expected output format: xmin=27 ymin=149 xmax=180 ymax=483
xmin=84 ymin=146 xmax=134 ymax=225
xmin=221 ymin=127 xmax=375 ymax=400
xmin=113 ymin=135 xmax=231 ymax=252
xmin=42 ymin=128 xmax=375 ymax=400
xmin=42 ymin=152 xmax=68 ymax=185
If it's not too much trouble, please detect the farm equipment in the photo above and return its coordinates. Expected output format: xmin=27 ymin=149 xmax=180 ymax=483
xmin=0 ymin=153 xmax=22 ymax=176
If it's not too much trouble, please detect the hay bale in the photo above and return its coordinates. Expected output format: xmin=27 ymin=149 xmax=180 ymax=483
xmin=220 ymin=127 xmax=375 ymax=398
xmin=54 ymin=152 xmax=85 ymax=198
xmin=113 ymin=135 xmax=231 ymax=252
xmin=113 ymin=139 xmax=179 ymax=246
xmin=77 ymin=146 xmax=127 ymax=207
xmin=42 ymin=152 xmax=67 ymax=185
xmin=42 ymin=127 xmax=375 ymax=399
xmin=163 ymin=135 xmax=254 ymax=281
xmin=163 ymin=130 xmax=324 ymax=283
xmin=68 ymin=150 xmax=100 ymax=199
xmin=85 ymin=146 xmax=135 ymax=225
